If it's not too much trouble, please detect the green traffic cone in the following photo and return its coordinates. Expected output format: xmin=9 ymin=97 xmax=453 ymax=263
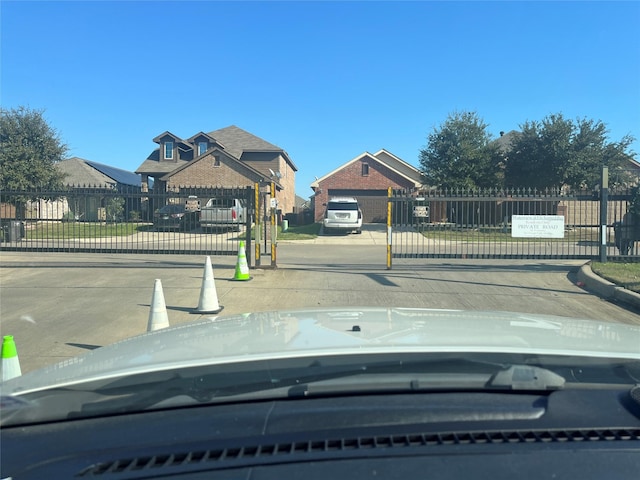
xmin=233 ymin=241 xmax=251 ymax=281
xmin=2 ymin=335 xmax=22 ymax=381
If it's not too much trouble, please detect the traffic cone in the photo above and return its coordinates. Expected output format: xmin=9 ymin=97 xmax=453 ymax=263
xmin=233 ymin=241 xmax=252 ymax=281
xmin=147 ymin=279 xmax=170 ymax=332
xmin=194 ymin=256 xmax=224 ymax=314
xmin=1 ymin=335 xmax=22 ymax=381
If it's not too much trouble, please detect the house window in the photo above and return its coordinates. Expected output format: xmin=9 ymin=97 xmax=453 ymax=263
xmin=213 ymin=155 xmax=221 ymax=167
xmin=164 ymin=141 xmax=174 ymax=160
xmin=198 ymin=142 xmax=207 ymax=156
xmin=362 ymin=163 xmax=369 ymax=176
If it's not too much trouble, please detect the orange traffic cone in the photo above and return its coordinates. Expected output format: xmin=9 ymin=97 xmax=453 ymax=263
xmin=1 ymin=335 xmax=22 ymax=381
xmin=233 ymin=241 xmax=251 ymax=281
xmin=147 ymin=279 xmax=170 ymax=332
xmin=194 ymin=256 xmax=223 ymax=314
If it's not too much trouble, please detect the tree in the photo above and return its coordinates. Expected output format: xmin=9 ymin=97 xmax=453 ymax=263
xmin=0 ymin=106 xmax=68 ymax=191
xmin=105 ymin=197 xmax=124 ymax=223
xmin=419 ymin=111 xmax=503 ymax=190
xmin=504 ymin=113 xmax=635 ymax=190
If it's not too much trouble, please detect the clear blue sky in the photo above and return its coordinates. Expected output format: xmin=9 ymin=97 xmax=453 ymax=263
xmin=2 ymin=1 xmax=639 ymax=196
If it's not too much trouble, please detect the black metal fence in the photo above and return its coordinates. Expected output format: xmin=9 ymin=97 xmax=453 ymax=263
xmin=389 ymin=187 xmax=639 ymax=260
xmin=0 ymin=185 xmax=255 ymax=257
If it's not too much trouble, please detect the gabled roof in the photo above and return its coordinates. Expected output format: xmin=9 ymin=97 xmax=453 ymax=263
xmin=159 ymin=147 xmax=276 ymax=186
xmin=310 ymin=149 xmax=425 ymax=189
xmin=58 ymin=157 xmax=142 ymax=187
xmin=136 ymin=149 xmax=191 ymax=175
xmin=186 ymin=131 xmax=222 ymax=147
xmin=207 ymin=125 xmax=297 ymax=171
xmin=138 ymin=125 xmax=297 ymax=177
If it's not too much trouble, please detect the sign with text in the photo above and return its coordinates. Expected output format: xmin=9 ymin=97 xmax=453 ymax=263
xmin=413 ymin=206 xmax=429 ymax=218
xmin=512 ymin=215 xmax=565 ymax=238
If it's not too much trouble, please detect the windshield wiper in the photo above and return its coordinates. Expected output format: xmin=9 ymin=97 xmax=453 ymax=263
xmin=287 ymin=366 xmax=565 ymax=398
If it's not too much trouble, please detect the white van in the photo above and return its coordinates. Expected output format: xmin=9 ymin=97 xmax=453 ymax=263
xmin=323 ymin=197 xmax=363 ymax=234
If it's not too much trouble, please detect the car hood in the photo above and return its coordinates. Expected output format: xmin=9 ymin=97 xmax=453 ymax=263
xmin=3 ymin=308 xmax=640 ymax=395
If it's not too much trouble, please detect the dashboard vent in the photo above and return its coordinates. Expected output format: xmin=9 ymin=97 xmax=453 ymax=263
xmin=79 ymin=428 xmax=640 ymax=476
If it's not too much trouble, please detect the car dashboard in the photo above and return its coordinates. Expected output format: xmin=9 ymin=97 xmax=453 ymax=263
xmin=2 ymin=385 xmax=640 ymax=479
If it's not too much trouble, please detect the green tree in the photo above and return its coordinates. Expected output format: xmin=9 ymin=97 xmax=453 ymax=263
xmin=105 ymin=197 xmax=124 ymax=223
xmin=0 ymin=106 xmax=68 ymax=191
xmin=419 ymin=111 xmax=503 ymax=190
xmin=504 ymin=113 xmax=635 ymax=190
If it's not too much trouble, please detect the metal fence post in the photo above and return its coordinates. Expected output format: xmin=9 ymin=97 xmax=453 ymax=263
xmin=245 ymin=186 xmax=253 ymax=267
xmin=254 ymin=183 xmax=260 ymax=267
xmin=271 ymin=181 xmax=277 ymax=268
xmin=387 ymin=187 xmax=392 ymax=270
xmin=600 ymin=165 xmax=609 ymax=263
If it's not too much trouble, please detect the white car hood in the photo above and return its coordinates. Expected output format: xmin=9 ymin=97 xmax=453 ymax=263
xmin=3 ymin=308 xmax=640 ymax=394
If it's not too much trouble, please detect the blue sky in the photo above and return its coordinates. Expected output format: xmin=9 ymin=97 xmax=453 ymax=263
xmin=2 ymin=1 xmax=639 ymax=196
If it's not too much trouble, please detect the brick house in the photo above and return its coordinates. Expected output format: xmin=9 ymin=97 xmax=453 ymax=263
xmin=135 ymin=125 xmax=297 ymax=214
xmin=311 ymin=149 xmax=426 ymax=223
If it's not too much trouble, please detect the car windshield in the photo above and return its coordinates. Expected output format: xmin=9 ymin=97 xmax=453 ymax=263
xmin=1 ymin=0 xmax=639 ymax=442
xmin=157 ymin=205 xmax=185 ymax=214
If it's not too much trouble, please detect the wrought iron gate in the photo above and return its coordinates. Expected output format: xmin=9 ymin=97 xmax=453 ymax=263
xmin=0 ymin=185 xmax=257 ymax=260
xmin=388 ymin=187 xmax=635 ymax=262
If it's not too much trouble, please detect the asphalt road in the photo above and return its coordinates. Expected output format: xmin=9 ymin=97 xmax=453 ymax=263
xmin=1 ymin=243 xmax=640 ymax=374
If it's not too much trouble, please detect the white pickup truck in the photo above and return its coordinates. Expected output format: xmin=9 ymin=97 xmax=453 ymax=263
xmin=199 ymin=198 xmax=246 ymax=231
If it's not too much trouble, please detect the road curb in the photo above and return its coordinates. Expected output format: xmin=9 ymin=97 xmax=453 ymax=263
xmin=577 ymin=262 xmax=640 ymax=309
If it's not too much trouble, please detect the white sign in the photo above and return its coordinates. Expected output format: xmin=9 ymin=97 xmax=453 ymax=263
xmin=512 ymin=215 xmax=565 ymax=238
xmin=413 ymin=206 xmax=429 ymax=218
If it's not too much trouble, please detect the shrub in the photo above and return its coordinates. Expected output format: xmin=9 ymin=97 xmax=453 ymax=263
xmin=61 ymin=211 xmax=76 ymax=223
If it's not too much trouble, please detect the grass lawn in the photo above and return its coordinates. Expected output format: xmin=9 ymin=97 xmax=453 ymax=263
xmin=590 ymin=261 xmax=640 ymax=293
xmin=278 ymin=222 xmax=321 ymax=240
xmin=24 ymin=222 xmax=148 ymax=239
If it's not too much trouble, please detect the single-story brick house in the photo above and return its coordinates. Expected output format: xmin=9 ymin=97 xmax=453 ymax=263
xmin=135 ymin=125 xmax=297 ymax=215
xmin=310 ymin=149 xmax=427 ymax=223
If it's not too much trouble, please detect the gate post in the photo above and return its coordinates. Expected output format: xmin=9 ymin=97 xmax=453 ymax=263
xmin=254 ymin=183 xmax=260 ymax=267
xmin=600 ymin=165 xmax=609 ymax=263
xmin=270 ymin=181 xmax=277 ymax=268
xmin=387 ymin=187 xmax=392 ymax=270
xmin=245 ymin=186 xmax=253 ymax=267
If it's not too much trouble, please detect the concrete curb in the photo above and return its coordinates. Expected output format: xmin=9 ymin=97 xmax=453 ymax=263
xmin=577 ymin=262 xmax=640 ymax=309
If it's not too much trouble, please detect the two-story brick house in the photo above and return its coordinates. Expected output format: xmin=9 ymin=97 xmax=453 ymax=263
xmin=311 ymin=149 xmax=426 ymax=223
xmin=135 ymin=125 xmax=297 ymax=214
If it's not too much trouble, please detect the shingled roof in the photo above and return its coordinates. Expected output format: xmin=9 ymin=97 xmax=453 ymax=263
xmin=58 ymin=157 xmax=142 ymax=187
xmin=208 ymin=125 xmax=297 ymax=170
xmin=136 ymin=125 xmax=297 ymax=175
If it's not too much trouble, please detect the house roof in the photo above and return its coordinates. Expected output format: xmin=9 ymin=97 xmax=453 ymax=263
xmin=493 ymin=130 xmax=521 ymax=153
xmin=295 ymin=195 xmax=310 ymax=210
xmin=207 ymin=125 xmax=298 ymax=171
xmin=58 ymin=157 xmax=142 ymax=187
xmin=159 ymin=147 xmax=278 ymax=187
xmin=137 ymin=125 xmax=297 ymax=176
xmin=310 ymin=149 xmax=426 ymax=189
xmin=136 ymin=150 xmax=191 ymax=176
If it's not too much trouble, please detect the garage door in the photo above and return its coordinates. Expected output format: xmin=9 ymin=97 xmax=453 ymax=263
xmin=328 ymin=189 xmax=388 ymax=223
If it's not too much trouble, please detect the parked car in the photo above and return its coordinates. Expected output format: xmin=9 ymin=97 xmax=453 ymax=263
xmin=323 ymin=197 xmax=363 ymax=234
xmin=199 ymin=198 xmax=246 ymax=232
xmin=153 ymin=204 xmax=199 ymax=231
